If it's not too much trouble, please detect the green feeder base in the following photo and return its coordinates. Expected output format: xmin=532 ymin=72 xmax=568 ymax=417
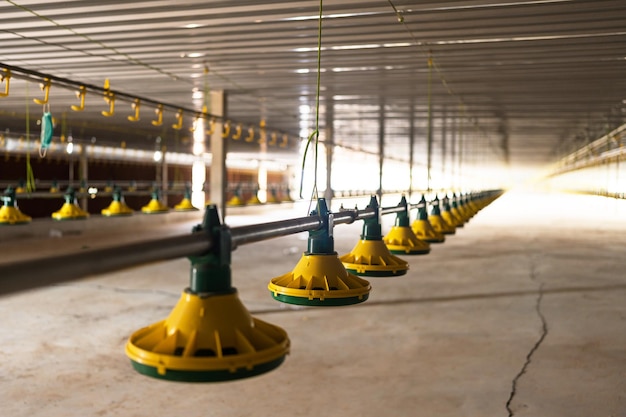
xmin=129 ymin=356 xmax=286 ymax=383
xmin=270 ymin=292 xmax=369 ymax=307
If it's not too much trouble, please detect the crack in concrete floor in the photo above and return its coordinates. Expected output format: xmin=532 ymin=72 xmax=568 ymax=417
xmin=506 ymin=261 xmax=549 ymax=416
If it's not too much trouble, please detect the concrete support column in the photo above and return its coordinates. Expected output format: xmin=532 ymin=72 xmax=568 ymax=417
xmin=209 ymin=90 xmax=227 ymax=219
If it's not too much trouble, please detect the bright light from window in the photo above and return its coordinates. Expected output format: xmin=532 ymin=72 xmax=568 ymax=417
xmin=153 ymin=150 xmax=163 ymax=162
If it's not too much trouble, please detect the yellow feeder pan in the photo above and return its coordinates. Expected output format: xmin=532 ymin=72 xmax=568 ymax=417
xmin=456 ymin=195 xmax=475 ymax=221
xmin=174 ymin=188 xmax=199 ymax=212
xmin=411 ymin=195 xmax=445 ymax=243
xmin=412 ymin=219 xmax=445 ymax=243
xmin=450 ymin=194 xmax=469 ymax=224
xmin=269 ymin=253 xmax=371 ymax=306
xmin=266 ymin=189 xmax=279 ymax=204
xmin=441 ymin=210 xmax=461 ymax=229
xmin=102 ymin=200 xmax=133 ymax=216
xmin=142 ymin=199 xmax=169 ymax=213
xmin=15 ymin=181 xmax=26 ymax=194
xmin=51 ymin=188 xmax=89 ymax=221
xmin=174 ymin=197 xmax=198 ymax=211
xmin=227 ymin=195 xmax=244 ymax=206
xmin=340 ymin=196 xmax=409 ymax=277
xmin=102 ymin=188 xmax=133 ymax=217
xmin=128 ymin=205 xmax=290 ymax=382
xmin=141 ymin=189 xmax=169 ymax=214
xmin=49 ymin=180 xmax=59 ymax=193
xmin=126 ymin=290 xmax=289 ymax=382
xmin=269 ymin=198 xmax=371 ymax=306
xmin=442 ymin=196 xmax=463 ymax=228
xmin=227 ymin=188 xmax=245 ymax=207
xmin=246 ymin=194 xmax=262 ymax=205
xmin=428 ymin=196 xmax=455 ymax=235
xmin=384 ymin=226 xmax=430 ymax=255
xmin=341 ymin=240 xmax=409 ymax=276
xmin=0 ymin=188 xmax=31 ymax=225
xmin=382 ymin=195 xmax=430 ymax=255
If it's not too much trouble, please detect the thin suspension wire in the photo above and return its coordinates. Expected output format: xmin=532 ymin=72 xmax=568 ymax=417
xmin=299 ymin=0 xmax=324 ymax=212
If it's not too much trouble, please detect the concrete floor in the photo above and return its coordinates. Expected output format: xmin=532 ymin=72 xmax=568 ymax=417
xmin=1 ymin=189 xmax=626 ymax=417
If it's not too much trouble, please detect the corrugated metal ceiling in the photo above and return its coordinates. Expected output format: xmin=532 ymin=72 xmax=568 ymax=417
xmin=1 ymin=0 xmax=625 ymax=171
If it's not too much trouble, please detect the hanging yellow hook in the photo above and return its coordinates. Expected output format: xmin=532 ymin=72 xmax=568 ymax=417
xmin=71 ymin=86 xmax=86 ymax=111
xmin=279 ymin=134 xmax=289 ymax=148
xmin=101 ymin=79 xmax=115 ymax=117
xmin=245 ymin=126 xmax=255 ymax=142
xmin=152 ymin=104 xmax=163 ymax=126
xmin=172 ymin=109 xmax=184 ymax=130
xmin=101 ymin=93 xmax=115 ymax=117
xmin=232 ymin=123 xmax=243 ymax=140
xmin=127 ymin=99 xmax=141 ymax=122
xmin=205 ymin=118 xmax=216 ymax=135
xmin=269 ymin=131 xmax=278 ymax=146
xmin=0 ymin=69 xmax=11 ymax=98
xmin=222 ymin=120 xmax=231 ymax=138
xmin=33 ymin=78 xmax=51 ymax=105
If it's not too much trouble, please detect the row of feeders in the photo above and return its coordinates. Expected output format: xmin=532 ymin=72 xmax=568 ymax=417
xmin=0 ymin=185 xmax=199 ymax=222
xmin=125 ymin=190 xmax=502 ymax=382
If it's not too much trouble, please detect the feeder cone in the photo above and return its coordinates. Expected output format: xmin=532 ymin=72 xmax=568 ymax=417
xmin=51 ymin=188 xmax=89 ymax=221
xmin=464 ymin=194 xmax=479 ymax=216
xmin=383 ymin=196 xmax=430 ymax=255
xmin=441 ymin=195 xmax=463 ymax=228
xmin=428 ymin=196 xmax=455 ymax=235
xmin=227 ymin=187 xmax=245 ymax=206
xmin=102 ymin=187 xmax=133 ymax=216
xmin=340 ymin=196 xmax=409 ymax=277
xmin=174 ymin=188 xmax=199 ymax=212
xmin=126 ymin=290 xmax=290 ymax=382
xmin=411 ymin=195 xmax=444 ymax=243
xmin=451 ymin=193 xmax=469 ymax=224
xmin=49 ymin=180 xmax=59 ymax=193
xmin=269 ymin=253 xmax=371 ymax=306
xmin=227 ymin=195 xmax=244 ymax=206
xmin=246 ymin=185 xmax=262 ymax=205
xmin=384 ymin=226 xmax=430 ymax=255
xmin=141 ymin=188 xmax=169 ymax=214
xmin=0 ymin=187 xmax=31 ymax=225
xmin=268 ymin=198 xmax=371 ymax=306
xmin=457 ymin=194 xmax=475 ymax=220
xmin=266 ymin=188 xmax=279 ymax=204
xmin=15 ymin=180 xmax=26 ymax=194
xmin=246 ymin=195 xmax=262 ymax=205
xmin=128 ymin=205 xmax=289 ymax=382
xmin=174 ymin=197 xmax=198 ymax=211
